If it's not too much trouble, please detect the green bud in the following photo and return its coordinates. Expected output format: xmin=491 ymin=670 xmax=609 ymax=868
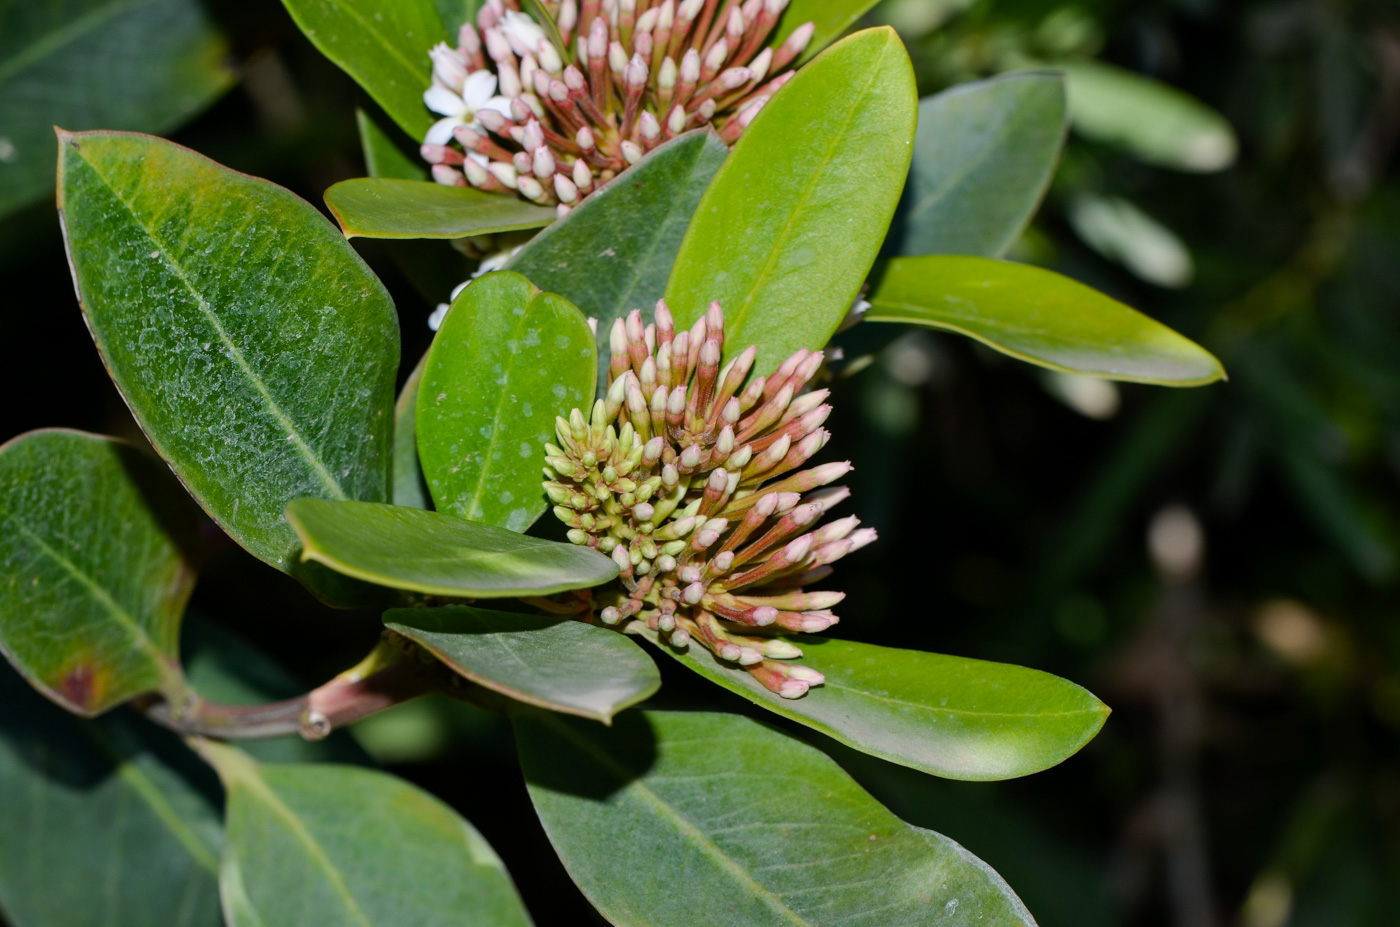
xmin=567 ymin=529 xmax=588 ymax=545
xmin=569 ymin=407 xmax=589 ymax=441
xmin=598 ymin=536 xmax=618 ymax=553
xmin=661 ymin=540 xmax=687 ymax=557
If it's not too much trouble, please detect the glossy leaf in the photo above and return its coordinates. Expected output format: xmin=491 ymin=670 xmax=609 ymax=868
xmin=773 ymin=0 xmax=883 ymax=64
xmin=287 ymin=499 xmax=618 ymax=597
xmin=0 ymin=667 xmax=223 ymax=927
xmin=866 ymin=255 xmax=1225 ymax=385
xmin=0 ymin=430 xmax=199 ymax=716
xmin=666 ymin=28 xmax=917 ymax=374
xmin=417 ymin=272 xmax=595 ymax=529
xmin=325 ymin=178 xmax=557 ymax=239
xmin=509 ymin=130 xmax=728 ymax=382
xmin=58 ymin=131 xmax=399 ymax=602
xmin=199 ymin=743 xmax=532 ymax=927
xmin=393 ymin=354 xmax=431 ymax=510
xmin=355 ymin=107 xmax=428 ymax=181
xmin=433 ymin=0 xmax=480 ymax=37
xmin=641 ymin=630 xmax=1109 ymax=780
xmin=279 ymin=0 xmax=447 ymax=140
xmin=385 ymin=606 xmax=660 ymax=722
xmin=894 ymin=72 xmax=1067 ymax=258
xmin=518 ymin=710 xmax=1037 ymax=925
xmin=1058 ymin=59 xmax=1238 ymax=172
xmin=0 ymin=0 xmax=235 ymax=219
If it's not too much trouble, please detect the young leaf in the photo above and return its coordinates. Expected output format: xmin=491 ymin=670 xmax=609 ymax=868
xmin=641 ymin=631 xmax=1109 ymax=781
xmin=1058 ymin=59 xmax=1238 ymax=172
xmin=0 ymin=668 xmax=223 ymax=927
xmin=665 ymin=28 xmax=917 ymax=375
xmin=355 ymin=107 xmax=429 ymax=181
xmin=198 ymin=742 xmax=532 ymax=927
xmin=517 ymin=710 xmax=1037 ymax=925
xmin=417 ymin=272 xmax=595 ymax=530
xmin=893 ymin=72 xmax=1067 ymax=258
xmin=772 ymin=0 xmax=883 ymax=64
xmin=58 ymin=131 xmax=399 ymax=603
xmin=392 ymin=354 xmax=431 ymax=510
xmin=385 ymin=606 xmax=660 ymax=723
xmin=286 ymin=499 xmax=618 ymax=597
xmin=508 ymin=130 xmax=729 ymax=383
xmin=866 ymin=255 xmax=1225 ymax=385
xmin=325 ymin=178 xmax=557 ymax=239
xmin=0 ymin=0 xmax=235 ymax=219
xmin=0 ymin=430 xmax=200 ymax=716
xmin=278 ymin=0 xmax=448 ymax=140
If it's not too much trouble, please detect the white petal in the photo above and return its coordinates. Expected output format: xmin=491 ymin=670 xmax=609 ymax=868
xmin=460 ymin=69 xmax=499 ymax=109
xmin=424 ymin=116 xmax=463 ymax=146
xmin=423 ymin=83 xmax=467 ymax=117
xmin=478 ymin=96 xmax=515 ymax=118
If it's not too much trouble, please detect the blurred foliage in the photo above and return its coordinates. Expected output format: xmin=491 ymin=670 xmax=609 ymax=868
xmin=3 ymin=0 xmax=1400 ymax=924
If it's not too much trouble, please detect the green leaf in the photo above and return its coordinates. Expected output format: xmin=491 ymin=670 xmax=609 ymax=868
xmin=286 ymin=499 xmax=619 ymax=597
xmin=665 ymin=28 xmax=917 ymax=375
xmin=866 ymin=255 xmax=1225 ymax=385
xmin=517 ymin=710 xmax=1037 ymax=925
xmin=0 ymin=667 xmax=223 ymax=927
xmin=385 ymin=606 xmax=660 ymax=722
xmin=433 ymin=0 xmax=481 ymax=42
xmin=58 ymin=131 xmax=400 ymax=603
xmin=641 ymin=631 xmax=1109 ymax=780
xmin=1057 ymin=59 xmax=1238 ymax=172
xmin=895 ymin=72 xmax=1067 ymax=258
xmin=417 ymin=272 xmax=595 ymax=529
xmin=508 ymin=130 xmax=728 ymax=383
xmin=199 ymin=742 xmax=532 ymax=927
xmin=0 ymin=430 xmax=200 ymax=716
xmin=355 ymin=107 xmax=428 ymax=181
xmin=773 ymin=0 xmax=883 ymax=64
xmin=1066 ymin=193 xmax=1194 ymax=289
xmin=278 ymin=0 xmax=447 ymax=140
xmin=325 ymin=178 xmax=557 ymax=240
xmin=0 ymin=0 xmax=235 ymax=219
xmin=393 ymin=354 xmax=431 ymax=510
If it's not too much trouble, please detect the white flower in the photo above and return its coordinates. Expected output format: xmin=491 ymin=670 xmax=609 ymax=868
xmin=429 ymin=42 xmax=469 ymax=91
xmin=422 ymin=70 xmax=512 ymax=146
xmin=499 ymin=11 xmax=547 ymax=58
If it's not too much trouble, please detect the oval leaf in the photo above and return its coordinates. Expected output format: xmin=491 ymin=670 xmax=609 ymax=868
xmin=517 ymin=710 xmax=1037 ymax=925
xmin=508 ymin=130 xmax=729 ymax=383
xmin=1058 ymin=59 xmax=1238 ymax=172
xmin=198 ymin=743 xmax=532 ymax=927
xmin=386 ymin=606 xmax=660 ymax=722
xmin=326 ymin=178 xmax=558 ymax=239
xmin=58 ymin=131 xmax=400 ymax=601
xmin=641 ymin=630 xmax=1109 ymax=781
xmin=772 ymin=0 xmax=883 ymax=64
xmin=0 ymin=0 xmax=235 ymax=218
xmin=417 ymin=271 xmax=595 ymax=530
xmin=894 ymin=72 xmax=1067 ymax=258
xmin=286 ymin=499 xmax=618 ymax=597
xmin=665 ymin=28 xmax=917 ymax=374
xmin=0 ymin=430 xmax=200 ymax=716
xmin=866 ymin=255 xmax=1225 ymax=385
xmin=279 ymin=0 xmax=447 ymax=140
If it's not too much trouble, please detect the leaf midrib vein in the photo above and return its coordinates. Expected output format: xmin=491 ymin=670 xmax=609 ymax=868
xmin=75 ymin=151 xmax=349 ymax=501
xmin=0 ymin=0 xmax=148 ymax=86
xmin=547 ymin=718 xmax=816 ymax=927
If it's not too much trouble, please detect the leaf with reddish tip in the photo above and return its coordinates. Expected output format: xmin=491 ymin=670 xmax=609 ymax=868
xmin=0 ymin=430 xmax=200 ymax=716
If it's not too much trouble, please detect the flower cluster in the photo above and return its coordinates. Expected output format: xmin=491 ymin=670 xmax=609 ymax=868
xmin=544 ymin=301 xmax=874 ymax=698
xmin=421 ymin=0 xmax=814 ymax=211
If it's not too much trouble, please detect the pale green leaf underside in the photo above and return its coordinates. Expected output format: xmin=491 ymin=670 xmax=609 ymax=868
xmin=386 ymin=606 xmax=660 ymax=722
xmin=866 ymin=255 xmax=1225 ymax=385
xmin=286 ymin=499 xmax=619 ymax=597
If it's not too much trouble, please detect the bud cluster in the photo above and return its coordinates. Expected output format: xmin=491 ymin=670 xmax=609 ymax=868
xmin=543 ymin=301 xmax=874 ymax=698
xmin=421 ymin=0 xmax=814 ymax=211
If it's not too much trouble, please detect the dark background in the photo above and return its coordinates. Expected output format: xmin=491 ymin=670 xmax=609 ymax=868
xmin=4 ymin=0 xmax=1400 ymax=925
